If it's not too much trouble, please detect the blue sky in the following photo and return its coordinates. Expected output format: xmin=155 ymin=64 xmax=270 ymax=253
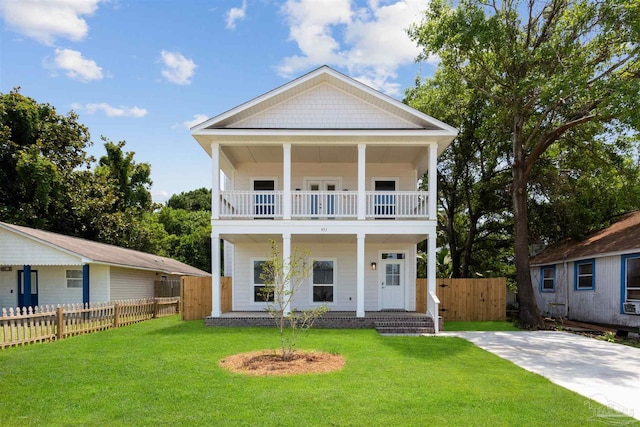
xmin=0 ymin=0 xmax=437 ymax=203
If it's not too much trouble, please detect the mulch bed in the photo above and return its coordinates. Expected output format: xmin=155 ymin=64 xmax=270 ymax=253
xmin=219 ymin=350 xmax=345 ymax=376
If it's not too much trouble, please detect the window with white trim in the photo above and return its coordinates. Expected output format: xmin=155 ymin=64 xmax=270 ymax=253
xmin=624 ymin=256 xmax=640 ymax=301
xmin=312 ymin=260 xmax=335 ymax=303
xmin=252 ymin=260 xmax=273 ymax=302
xmin=540 ymin=266 xmax=555 ymax=292
xmin=66 ymin=270 xmax=83 ymax=288
xmin=575 ymin=260 xmax=595 ymax=290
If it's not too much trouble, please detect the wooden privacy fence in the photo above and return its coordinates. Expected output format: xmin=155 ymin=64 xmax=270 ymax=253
xmin=155 ymin=280 xmax=181 ymax=297
xmin=416 ymin=278 xmax=506 ymax=321
xmin=0 ymin=297 xmax=179 ymax=349
xmin=181 ymin=276 xmax=231 ymax=320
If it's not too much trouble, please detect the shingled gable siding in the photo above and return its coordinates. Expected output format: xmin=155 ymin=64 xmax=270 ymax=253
xmin=109 ymin=267 xmax=156 ymax=300
xmin=229 ymin=83 xmax=416 ymax=129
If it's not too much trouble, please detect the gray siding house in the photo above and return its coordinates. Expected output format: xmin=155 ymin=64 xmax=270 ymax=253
xmin=530 ymin=211 xmax=640 ymax=328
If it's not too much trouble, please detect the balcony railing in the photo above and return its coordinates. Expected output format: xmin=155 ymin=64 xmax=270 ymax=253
xmin=219 ymin=190 xmax=430 ymax=219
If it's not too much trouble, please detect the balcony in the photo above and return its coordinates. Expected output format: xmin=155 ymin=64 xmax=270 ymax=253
xmin=219 ymin=190 xmax=430 ymax=219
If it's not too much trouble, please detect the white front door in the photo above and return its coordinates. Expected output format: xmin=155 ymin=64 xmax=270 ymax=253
xmin=380 ymin=260 xmax=404 ymax=309
xmin=308 ymin=180 xmax=338 ymax=217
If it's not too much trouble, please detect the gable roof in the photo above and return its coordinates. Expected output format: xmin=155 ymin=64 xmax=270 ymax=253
xmin=0 ymin=222 xmax=210 ymax=276
xmin=530 ymin=211 xmax=640 ymax=265
xmin=191 ymin=65 xmax=458 ymax=156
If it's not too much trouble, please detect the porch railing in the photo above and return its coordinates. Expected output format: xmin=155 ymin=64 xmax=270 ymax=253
xmin=219 ymin=190 xmax=430 ymax=219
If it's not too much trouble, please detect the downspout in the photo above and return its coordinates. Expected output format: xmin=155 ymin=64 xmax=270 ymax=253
xmin=564 ymin=261 xmax=569 ymax=318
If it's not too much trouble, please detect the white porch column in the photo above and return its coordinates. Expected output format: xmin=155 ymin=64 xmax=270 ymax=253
xmin=357 ymin=144 xmax=366 ymax=220
xmin=283 ymin=143 xmax=291 ymax=219
xmin=282 ymin=232 xmax=291 ymax=316
xmin=428 ymin=143 xmax=438 ymax=221
xmin=211 ymin=232 xmax=222 ymax=317
xmin=427 ymin=234 xmax=438 ymax=333
xmin=356 ymin=232 xmax=365 ymax=317
xmin=211 ymin=143 xmax=220 ymax=220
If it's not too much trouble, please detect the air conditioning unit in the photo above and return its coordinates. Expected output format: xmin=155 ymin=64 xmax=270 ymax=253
xmin=623 ymin=301 xmax=640 ymax=315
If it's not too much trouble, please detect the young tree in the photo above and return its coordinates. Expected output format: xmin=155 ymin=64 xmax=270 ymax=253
xmin=410 ymin=0 xmax=640 ymax=328
xmin=260 ymin=241 xmax=329 ymax=361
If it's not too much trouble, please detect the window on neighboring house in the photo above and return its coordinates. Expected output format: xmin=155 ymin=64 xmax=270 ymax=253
xmin=66 ymin=270 xmax=83 ymax=288
xmin=252 ymin=260 xmax=273 ymax=302
xmin=312 ymin=260 xmax=335 ymax=303
xmin=575 ymin=259 xmax=595 ymax=290
xmin=624 ymin=255 xmax=640 ymax=301
xmin=540 ymin=266 xmax=555 ymax=292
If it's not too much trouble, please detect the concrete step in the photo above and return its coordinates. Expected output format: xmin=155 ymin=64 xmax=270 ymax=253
xmin=374 ymin=319 xmax=435 ymax=334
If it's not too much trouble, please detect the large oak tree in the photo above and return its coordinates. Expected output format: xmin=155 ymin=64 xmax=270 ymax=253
xmin=410 ymin=0 xmax=640 ymax=327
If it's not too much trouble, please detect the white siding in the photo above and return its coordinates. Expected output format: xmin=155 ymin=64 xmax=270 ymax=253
xmin=109 ymin=267 xmax=155 ymax=300
xmin=223 ymin=241 xmax=234 ymax=277
xmin=0 ymin=228 xmax=81 ymax=265
xmin=232 ymin=241 xmax=415 ymax=312
xmin=230 ymin=83 xmax=417 ymax=129
xmin=0 ymin=266 xmax=21 ymax=309
xmin=90 ymin=264 xmax=110 ymax=303
xmin=232 ymin=162 xmax=417 ymax=192
xmin=0 ymin=264 xmax=111 ymax=309
xmin=532 ymin=255 xmax=640 ymax=328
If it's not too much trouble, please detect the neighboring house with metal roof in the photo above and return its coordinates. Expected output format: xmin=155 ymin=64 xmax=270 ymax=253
xmin=530 ymin=211 xmax=640 ymax=328
xmin=0 ymin=222 xmax=209 ymax=309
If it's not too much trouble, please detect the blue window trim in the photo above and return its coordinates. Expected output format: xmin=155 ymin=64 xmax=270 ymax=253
xmin=621 ymin=253 xmax=640 ymax=314
xmin=539 ymin=265 xmax=556 ymax=293
xmin=574 ymin=259 xmax=595 ymax=291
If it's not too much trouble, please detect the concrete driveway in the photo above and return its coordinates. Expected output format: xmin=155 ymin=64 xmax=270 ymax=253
xmin=445 ymin=331 xmax=640 ymax=422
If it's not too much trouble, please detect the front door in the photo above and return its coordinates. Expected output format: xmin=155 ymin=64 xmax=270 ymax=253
xmin=380 ymin=260 xmax=404 ymax=309
xmin=18 ymin=270 xmax=39 ymax=308
xmin=308 ymin=180 xmax=337 ymax=217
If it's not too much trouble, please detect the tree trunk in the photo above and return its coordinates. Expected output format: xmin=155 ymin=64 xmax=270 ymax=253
xmin=512 ymin=142 xmax=545 ymax=329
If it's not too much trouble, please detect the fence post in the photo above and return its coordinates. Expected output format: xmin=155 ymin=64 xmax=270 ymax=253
xmin=114 ymin=304 xmax=120 ymax=328
xmin=153 ymin=299 xmax=158 ymax=319
xmin=56 ymin=306 xmax=64 ymax=341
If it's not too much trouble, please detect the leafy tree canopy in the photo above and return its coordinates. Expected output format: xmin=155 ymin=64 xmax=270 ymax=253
xmin=409 ymin=0 xmax=640 ymax=328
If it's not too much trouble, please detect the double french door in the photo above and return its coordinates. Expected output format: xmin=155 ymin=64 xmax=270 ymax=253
xmin=308 ymin=180 xmax=337 ymax=217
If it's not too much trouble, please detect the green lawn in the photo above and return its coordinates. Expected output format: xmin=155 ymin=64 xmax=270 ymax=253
xmin=443 ymin=321 xmax=521 ymax=331
xmin=0 ymin=316 xmax=625 ymax=426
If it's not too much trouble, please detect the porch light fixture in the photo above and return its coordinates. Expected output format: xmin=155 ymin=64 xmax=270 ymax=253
xmin=371 ymin=262 xmax=377 ymax=271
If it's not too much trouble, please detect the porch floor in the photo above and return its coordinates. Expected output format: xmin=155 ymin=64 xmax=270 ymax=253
xmin=205 ymin=311 xmax=435 ymax=330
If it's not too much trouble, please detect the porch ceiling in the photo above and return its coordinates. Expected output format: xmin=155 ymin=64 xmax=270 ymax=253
xmin=221 ymin=144 xmax=429 ymax=170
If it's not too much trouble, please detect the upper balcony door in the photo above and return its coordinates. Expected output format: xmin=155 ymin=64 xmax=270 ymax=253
xmin=374 ymin=179 xmax=396 ymax=219
xmin=307 ymin=180 xmax=338 ymax=218
xmin=253 ymin=179 xmax=275 ymax=218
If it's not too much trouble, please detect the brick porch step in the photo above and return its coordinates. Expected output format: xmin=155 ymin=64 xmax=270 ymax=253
xmin=374 ymin=319 xmax=435 ymax=335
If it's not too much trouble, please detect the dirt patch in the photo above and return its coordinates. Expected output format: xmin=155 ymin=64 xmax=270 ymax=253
xmin=219 ymin=350 xmax=345 ymax=376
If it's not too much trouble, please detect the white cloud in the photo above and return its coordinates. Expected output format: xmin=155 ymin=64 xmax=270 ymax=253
xmin=51 ymin=48 xmax=103 ymax=82
xmin=160 ymin=50 xmax=197 ymax=85
xmin=0 ymin=0 xmax=103 ymax=45
xmin=226 ymin=0 xmax=247 ymax=30
xmin=183 ymin=114 xmax=209 ymax=129
xmin=72 ymin=102 xmax=148 ymax=118
xmin=278 ymin=0 xmax=432 ymax=96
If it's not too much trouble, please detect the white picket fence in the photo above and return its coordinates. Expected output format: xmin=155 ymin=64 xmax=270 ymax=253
xmin=0 ymin=297 xmax=179 ymax=349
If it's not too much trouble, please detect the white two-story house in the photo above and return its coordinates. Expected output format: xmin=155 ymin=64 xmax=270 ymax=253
xmin=190 ymin=66 xmax=457 ymax=332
